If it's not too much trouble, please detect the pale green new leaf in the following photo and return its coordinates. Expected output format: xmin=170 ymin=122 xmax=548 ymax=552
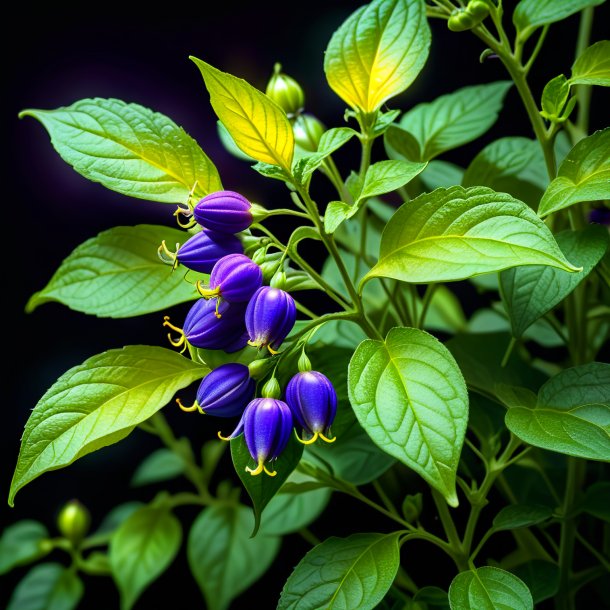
xmin=7 ymin=563 xmax=83 ymax=610
xmin=188 ymin=504 xmax=280 ymax=610
xmin=449 ymin=566 xmax=533 ymax=610
xmin=398 ymin=82 xmax=511 ymax=160
xmin=131 ymin=448 xmax=185 ymax=487
xmin=325 ymin=201 xmax=357 ymax=234
xmin=26 ymin=225 xmax=198 ymax=318
xmin=20 ymin=98 xmax=221 ymax=203
xmin=0 ymin=521 xmax=50 ymax=575
xmin=110 ymin=506 xmax=182 ymax=610
xmin=540 ymin=75 xmax=571 ymax=121
xmin=9 ymin=346 xmax=207 ymax=505
xmin=505 ymin=362 xmax=610 ymax=461
xmin=366 ymin=186 xmax=580 ymax=285
xmin=324 ymin=0 xmax=430 ymax=113
xmin=191 ymin=57 xmax=294 ymax=169
xmin=539 ymin=128 xmax=610 ymax=217
xmin=571 ymin=40 xmax=610 ymax=86
xmin=278 ymin=533 xmax=401 ymax=610
xmin=348 ymin=327 xmax=468 ymax=506
xmin=359 ymin=159 xmax=427 ymax=201
xmin=501 ymin=226 xmax=608 ymax=337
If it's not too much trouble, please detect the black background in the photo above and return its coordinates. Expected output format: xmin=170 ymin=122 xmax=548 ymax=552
xmin=3 ymin=2 xmax=609 ymax=608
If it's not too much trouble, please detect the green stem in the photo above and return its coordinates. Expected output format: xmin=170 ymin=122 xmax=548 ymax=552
xmin=575 ymin=7 xmax=594 ymax=135
xmin=263 ymin=208 xmax=311 ymax=220
xmin=294 ymin=300 xmax=318 ymax=320
xmin=431 ymin=489 xmax=468 ymax=571
xmin=373 ymin=480 xmax=400 ymax=518
xmin=418 ymin=284 xmax=437 ymax=329
xmin=523 ymin=25 xmax=549 ymax=74
xmin=299 ymin=527 xmax=322 ymax=546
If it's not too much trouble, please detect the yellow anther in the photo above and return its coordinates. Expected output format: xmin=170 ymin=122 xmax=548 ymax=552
xmin=296 ymin=431 xmax=320 ymax=445
xmin=319 ymin=432 xmax=337 ymax=444
xmin=163 ymin=316 xmax=187 ymax=353
xmin=246 ymin=458 xmax=277 ymax=477
xmin=217 ymin=430 xmax=232 ymax=442
xmin=176 ymin=398 xmax=202 ymax=413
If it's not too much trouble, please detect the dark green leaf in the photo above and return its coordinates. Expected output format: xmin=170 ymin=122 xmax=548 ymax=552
xmin=278 ymin=533 xmax=401 ymax=610
xmin=0 ymin=521 xmax=50 ymax=575
xmin=348 ymin=327 xmax=468 ymax=506
xmin=571 ymin=40 xmax=610 ymax=86
xmin=9 ymin=346 xmax=206 ymax=505
xmin=580 ymin=482 xmax=610 ymax=522
xmin=188 ymin=504 xmax=280 ymax=610
xmin=110 ymin=506 xmax=182 ymax=610
xmin=20 ymin=98 xmax=221 ymax=203
xmin=413 ymin=586 xmax=450 ymax=609
xmin=26 ymin=225 xmax=198 ymax=318
xmin=7 ymin=563 xmax=83 ymax=610
xmin=131 ymin=448 xmax=185 ymax=487
xmin=512 ymin=561 xmax=560 ymax=604
xmin=493 ymin=504 xmax=553 ymax=531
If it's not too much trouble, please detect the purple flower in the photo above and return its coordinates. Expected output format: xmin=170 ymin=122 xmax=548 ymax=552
xmin=222 ymin=398 xmax=294 ymax=477
xmin=176 ymin=230 xmax=243 ymax=274
xmin=246 ymin=287 xmax=296 ymax=354
xmin=198 ymin=254 xmax=263 ymax=303
xmin=193 ymin=191 xmax=252 ymax=234
xmin=286 ymin=371 xmax=337 ymax=444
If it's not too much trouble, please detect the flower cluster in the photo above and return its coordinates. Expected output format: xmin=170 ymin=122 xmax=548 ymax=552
xmin=166 ymin=191 xmax=337 ymax=476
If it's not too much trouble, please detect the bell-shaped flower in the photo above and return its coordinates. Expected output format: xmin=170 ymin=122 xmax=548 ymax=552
xmin=193 ymin=190 xmax=252 ymax=234
xmin=245 ymin=287 xmax=296 ymax=354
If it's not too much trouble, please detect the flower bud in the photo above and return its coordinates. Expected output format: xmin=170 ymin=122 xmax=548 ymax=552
xmin=402 ymin=493 xmax=423 ymax=523
xmin=176 ymin=230 xmax=243 ymax=274
xmin=193 ymin=191 xmax=252 ymax=234
xmin=293 ymin=114 xmax=325 ymax=152
xmin=261 ymin=376 xmax=281 ymax=399
xmin=246 ymin=287 xmax=296 ymax=354
xmin=447 ymin=1 xmax=489 ymax=31
xmin=198 ymin=254 xmax=263 ymax=303
xmin=286 ymin=371 xmax=337 ymax=444
xmin=265 ymin=63 xmax=305 ymax=117
xmin=270 ymin=270 xmax=288 ymax=290
xmin=224 ymin=398 xmax=294 ymax=477
xmin=248 ymin=358 xmax=274 ymax=380
xmin=194 ymin=363 xmax=254 ymax=417
xmin=57 ymin=500 xmax=90 ymax=545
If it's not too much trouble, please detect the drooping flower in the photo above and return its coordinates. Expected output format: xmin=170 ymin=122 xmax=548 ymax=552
xmin=178 ymin=363 xmax=255 ymax=417
xmin=193 ymin=191 xmax=252 ymax=234
xmin=286 ymin=371 xmax=337 ymax=444
xmin=197 ymin=254 xmax=262 ymax=304
xmin=245 ymin=287 xmax=296 ymax=354
xmin=175 ymin=230 xmax=243 ymax=274
xmin=220 ymin=398 xmax=294 ymax=477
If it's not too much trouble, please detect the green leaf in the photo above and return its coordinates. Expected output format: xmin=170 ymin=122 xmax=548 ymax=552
xmin=7 ymin=563 xmax=83 ymax=610
xmin=398 ymin=82 xmax=511 ymax=161
xmin=95 ymin=502 xmax=145 ymax=536
xmin=217 ymin=120 xmax=255 ymax=161
xmin=580 ymin=481 xmax=610 ymax=522
xmin=20 ymin=98 xmax=221 ymax=203
xmin=449 ymin=566 xmax=533 ymax=610
xmin=348 ymin=327 xmax=468 ymax=506
xmin=324 ymin=0 xmax=430 ymax=113
xmin=0 ymin=521 xmax=50 ymax=575
xmin=512 ymin=561 xmax=560 ymax=604
xmin=324 ymin=201 xmax=357 ymax=234
xmin=513 ymin=0 xmax=605 ymax=41
xmin=501 ymin=226 xmax=608 ymax=337
xmin=414 ymin=586 xmax=450 ymax=609
xmin=571 ymin=40 xmax=610 ymax=86
xmin=540 ymin=74 xmax=571 ymax=121
xmin=110 ymin=506 xmax=182 ymax=610
xmin=26 ymin=225 xmax=198 ymax=318
xmin=191 ymin=57 xmax=294 ymax=169
xmin=188 ymin=504 xmax=280 ymax=610
xmin=492 ymin=504 xmax=553 ymax=531
xmin=539 ymin=128 xmax=610 ymax=217
xmin=366 ymin=186 xmax=580 ymax=285
xmin=420 ymin=160 xmax=464 ymax=190
xmin=259 ymin=472 xmax=331 ymax=536
xmin=505 ymin=362 xmax=610 ymax=460
xmin=359 ymin=159 xmax=427 ymax=201
xmin=231 ymin=433 xmax=303 ymax=535
xmin=9 ymin=346 xmax=206 ymax=505
xmin=278 ymin=533 xmax=401 ymax=610
xmin=384 ymin=124 xmax=422 ymax=162
xmin=131 ymin=448 xmax=185 ymax=487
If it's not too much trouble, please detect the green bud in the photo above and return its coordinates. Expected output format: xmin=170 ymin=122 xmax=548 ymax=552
xmin=259 ymin=252 xmax=283 ymax=282
xmin=266 ymin=63 xmax=305 ymax=117
xmin=248 ymin=358 xmax=273 ymax=379
xmin=261 ymin=376 xmax=281 ymax=398
xmin=298 ymin=349 xmax=312 ymax=372
xmin=401 ymin=493 xmax=423 ymax=523
xmin=447 ymin=2 xmax=489 ymax=31
xmin=251 ymin=247 xmax=268 ymax=265
xmin=270 ymin=270 xmax=288 ymax=290
xmin=250 ymin=202 xmax=269 ymax=223
xmin=467 ymin=0 xmax=490 ymax=19
xmin=293 ymin=114 xmax=326 ymax=152
xmin=57 ymin=500 xmax=90 ymax=545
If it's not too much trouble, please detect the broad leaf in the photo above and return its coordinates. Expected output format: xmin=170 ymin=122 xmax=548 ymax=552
xmin=492 ymin=504 xmax=553 ymax=531
xmin=384 ymin=124 xmax=422 ymax=162
xmin=0 ymin=521 xmax=50 ymax=575
xmin=191 ymin=58 xmax=294 ymax=169
xmin=348 ymin=327 xmax=468 ymax=506
xmin=513 ymin=0 xmax=605 ymax=41
xmin=278 ymin=533 xmax=401 ymax=610
xmin=7 ymin=563 xmax=83 ymax=610
xmin=539 ymin=128 xmax=610 ymax=217
xmin=188 ymin=504 xmax=280 ymax=610
xmin=571 ymin=40 xmax=610 ymax=86
xmin=359 ymin=159 xmax=427 ymax=201
xmin=95 ymin=502 xmax=145 ymax=536
xmin=501 ymin=226 xmax=608 ymax=337
xmin=324 ymin=0 xmax=430 ymax=113
xmin=26 ymin=225 xmax=198 ymax=318
xmin=365 ymin=186 xmax=580 ymax=285
xmin=131 ymin=448 xmax=185 ymax=487
xmin=398 ymin=82 xmax=511 ymax=161
xmin=110 ymin=506 xmax=182 ymax=610
xmin=420 ymin=160 xmax=464 ymax=190
xmin=231 ymin=433 xmax=303 ymax=535
xmin=9 ymin=346 xmax=206 ymax=505
xmin=20 ymin=98 xmax=221 ymax=203
xmin=512 ymin=561 xmax=560 ymax=604
xmin=505 ymin=362 xmax=610 ymax=460
xmin=449 ymin=566 xmax=533 ymax=610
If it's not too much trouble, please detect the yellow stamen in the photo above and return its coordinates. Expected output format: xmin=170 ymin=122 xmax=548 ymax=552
xmin=157 ymin=240 xmax=179 ymax=268
xmin=267 ymin=344 xmax=280 ymax=355
xmin=176 ymin=398 xmax=203 ymax=413
xmin=296 ymin=430 xmax=320 ymax=445
xmin=319 ymin=431 xmax=337 ymax=443
xmin=245 ymin=458 xmax=277 ymax=477
xmin=196 ymin=281 xmax=222 ymax=301
xmin=263 ymin=464 xmax=277 ymax=477
xmin=217 ymin=430 xmax=232 ymax=442
xmin=247 ymin=339 xmax=260 ymax=348
xmin=163 ymin=316 xmax=187 ymax=352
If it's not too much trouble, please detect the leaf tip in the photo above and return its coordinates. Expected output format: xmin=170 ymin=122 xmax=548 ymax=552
xmin=18 ymin=109 xmax=37 ymax=120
